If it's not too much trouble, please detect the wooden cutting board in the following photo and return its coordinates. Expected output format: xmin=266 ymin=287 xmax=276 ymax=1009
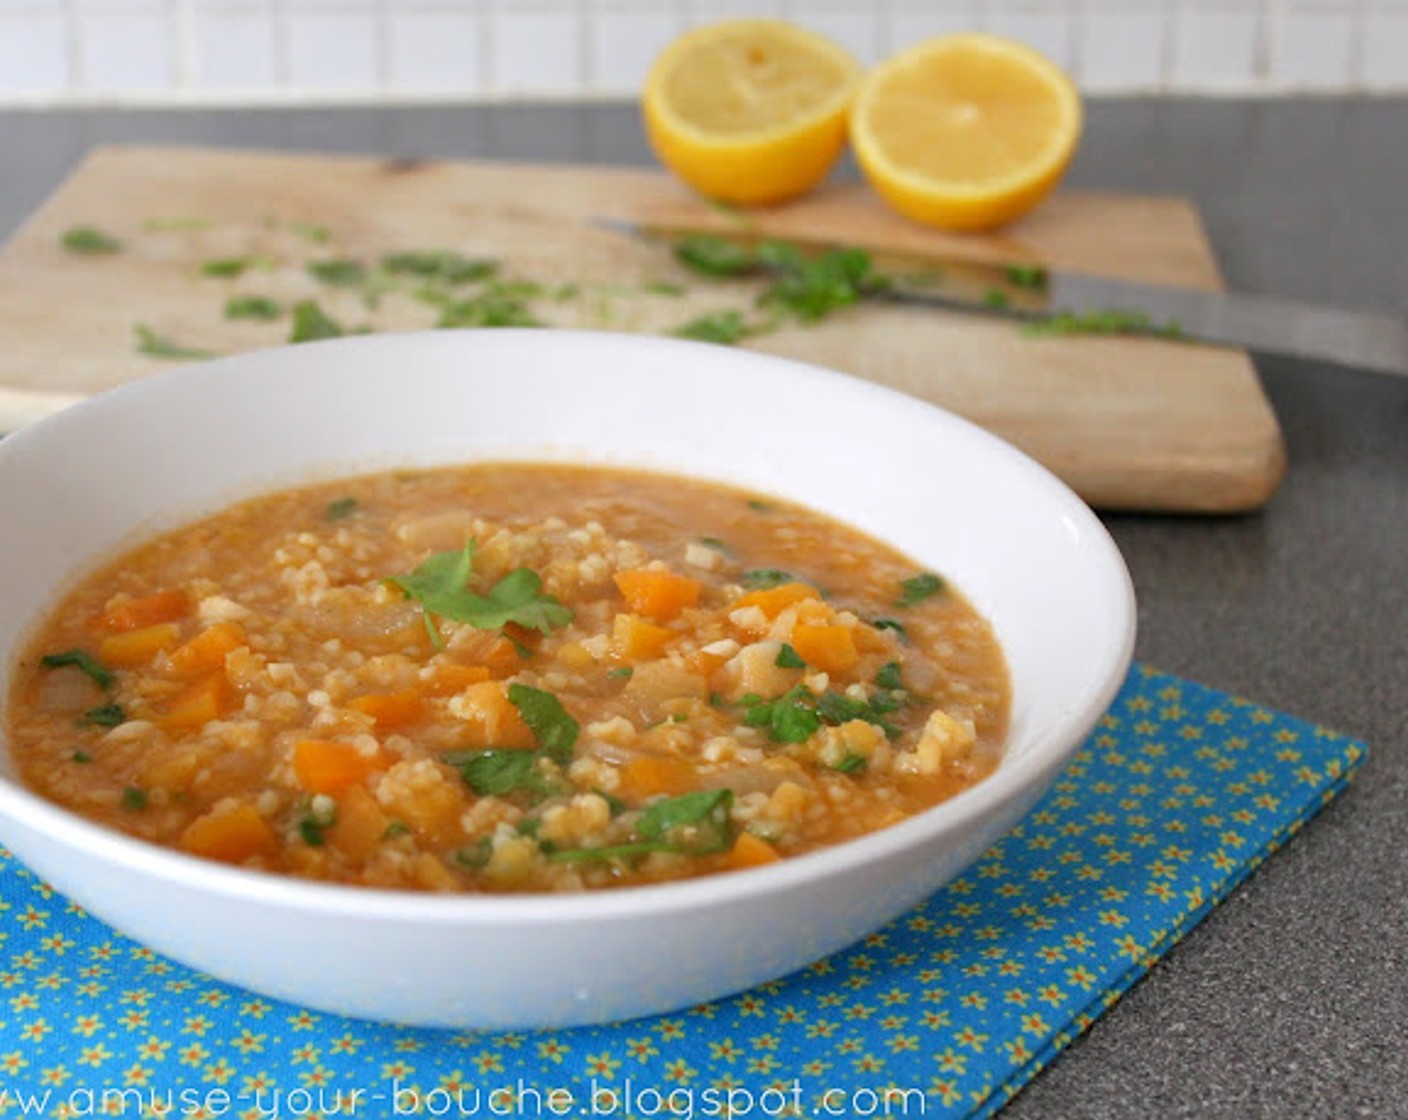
xmin=0 ymin=145 xmax=1284 ymax=513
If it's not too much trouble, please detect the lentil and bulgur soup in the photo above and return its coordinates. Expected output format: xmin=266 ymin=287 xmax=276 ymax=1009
xmin=7 ymin=464 xmax=1009 ymax=893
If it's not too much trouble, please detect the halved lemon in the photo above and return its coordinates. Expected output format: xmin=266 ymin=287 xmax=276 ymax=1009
xmin=642 ymin=19 xmax=863 ymax=206
xmin=850 ymin=33 xmax=1083 ymax=231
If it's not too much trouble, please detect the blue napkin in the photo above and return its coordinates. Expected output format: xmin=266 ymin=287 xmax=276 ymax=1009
xmin=0 ymin=666 xmax=1365 ymax=1119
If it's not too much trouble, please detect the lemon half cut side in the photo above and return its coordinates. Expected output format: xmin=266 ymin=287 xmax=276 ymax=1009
xmin=850 ymin=33 xmax=1084 ymax=231
xmin=643 ymin=19 xmax=864 ymax=206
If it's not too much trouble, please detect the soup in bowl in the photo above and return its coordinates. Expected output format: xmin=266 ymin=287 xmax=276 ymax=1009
xmin=0 ymin=329 xmax=1134 ymax=1028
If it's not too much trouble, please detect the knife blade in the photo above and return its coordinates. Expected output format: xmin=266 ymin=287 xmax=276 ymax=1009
xmin=596 ymin=218 xmax=1408 ymax=378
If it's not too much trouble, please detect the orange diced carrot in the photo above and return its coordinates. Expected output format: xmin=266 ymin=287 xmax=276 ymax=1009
xmin=611 ymin=613 xmax=674 ymax=662
xmin=503 ymin=622 xmax=544 ymax=653
xmin=422 ymin=663 xmax=492 ymax=697
xmin=179 ymin=803 xmax=278 ymax=864
xmin=454 ymin=681 xmax=536 ymax=749
xmin=168 ymin=622 xmax=246 ymax=680
xmin=348 ymin=689 xmax=424 ymax=729
xmin=733 ymin=581 xmax=819 ymax=619
xmin=159 ymin=673 xmax=234 ymax=733
xmin=619 ymin=755 xmax=698 ymax=801
xmin=684 ymin=647 xmax=732 ymax=677
xmin=456 ymin=630 xmax=530 ymax=678
xmin=96 ymin=589 xmax=190 ymax=634
xmin=791 ymin=623 xmax=860 ymax=675
xmin=724 ymin=831 xmax=782 ymax=870
xmin=293 ymin=738 xmax=381 ymax=795
xmin=328 ymin=785 xmax=392 ymax=862
xmin=852 ymin=623 xmax=890 ymax=653
xmin=99 ymin=622 xmax=181 ymax=668
xmin=614 ymin=568 xmax=701 ymax=622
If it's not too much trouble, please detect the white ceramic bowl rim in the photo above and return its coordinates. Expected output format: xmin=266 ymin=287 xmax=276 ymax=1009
xmin=0 ymin=330 xmax=1136 ymax=927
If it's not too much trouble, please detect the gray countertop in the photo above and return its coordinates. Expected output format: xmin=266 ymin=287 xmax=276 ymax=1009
xmin=2 ymin=98 xmax=1405 ymax=1119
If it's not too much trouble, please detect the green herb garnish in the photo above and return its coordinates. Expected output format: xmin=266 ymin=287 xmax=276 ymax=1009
xmin=546 ymin=789 xmax=736 ymax=862
xmin=740 ymin=568 xmax=794 ymax=591
xmin=983 ymin=288 xmax=1011 ymax=310
xmin=388 ymin=540 xmax=573 ymax=648
xmin=383 ymin=821 xmax=411 ymax=839
xmin=743 ymin=684 xmax=900 ymax=744
xmin=224 ymin=295 xmax=281 ymax=321
xmin=506 ymin=683 xmax=578 ymax=765
xmin=80 ymin=702 xmax=127 ymax=728
xmin=445 ymin=749 xmax=558 ymax=799
xmin=643 ymin=280 xmax=686 ymax=297
xmin=815 ymin=691 xmax=900 ymax=738
xmin=40 ymin=649 xmax=115 ymax=690
xmin=452 ymin=836 xmax=494 ymax=870
xmin=607 ymin=666 xmax=634 ymax=681
xmin=741 ymin=686 xmax=822 ymax=744
xmin=1005 ymin=263 xmax=1049 ymax=291
xmin=307 ymin=259 xmax=367 ymax=288
xmin=875 ymin=661 xmax=904 ymax=690
xmin=120 ymin=787 xmax=149 ymax=811
xmin=324 ymin=496 xmax=359 ymax=521
xmin=834 ymin=754 xmax=868 ymax=774
xmin=775 ymin=644 xmax=806 ymax=669
xmin=872 ymin=618 xmax=907 ymax=641
xmin=896 ymin=573 xmax=944 ymax=607
xmin=72 ymin=750 xmax=92 ymax=764
xmin=437 ymin=290 xmax=542 ymax=329
xmin=674 ymin=235 xmax=758 ymax=277
xmin=201 ymin=257 xmax=250 ymax=278
xmin=381 ymin=252 xmax=497 ymax=285
xmin=673 ymin=309 xmax=755 ymax=346
xmin=134 ymin=324 xmax=215 ymax=361
xmin=288 ymin=300 xmax=344 ymax=343
xmin=756 ymin=242 xmax=878 ymax=322
xmin=61 ymin=226 xmax=123 ymax=255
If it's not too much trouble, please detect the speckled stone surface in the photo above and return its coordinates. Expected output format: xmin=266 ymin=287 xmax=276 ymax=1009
xmin=2 ymin=98 xmax=1405 ymax=1119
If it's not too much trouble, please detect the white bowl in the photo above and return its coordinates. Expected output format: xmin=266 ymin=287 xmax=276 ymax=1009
xmin=0 ymin=330 xmax=1134 ymax=1029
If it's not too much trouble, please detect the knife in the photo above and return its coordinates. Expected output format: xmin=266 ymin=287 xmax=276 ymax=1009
xmin=596 ymin=218 xmax=1408 ymax=378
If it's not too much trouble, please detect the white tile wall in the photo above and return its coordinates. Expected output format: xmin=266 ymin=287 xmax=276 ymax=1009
xmin=0 ymin=0 xmax=1402 ymax=103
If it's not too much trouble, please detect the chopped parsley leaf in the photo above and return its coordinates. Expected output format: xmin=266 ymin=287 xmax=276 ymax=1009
xmin=1005 ymin=263 xmax=1050 ymax=291
xmin=80 ymin=702 xmax=127 ymax=728
xmin=135 ymin=325 xmax=216 ymax=361
xmin=872 ymin=618 xmax=907 ymax=640
xmin=896 ymin=573 xmax=945 ymax=607
xmin=388 ymin=540 xmax=573 ymax=648
xmin=875 ymin=661 xmax=904 ymax=690
xmin=507 ymin=683 xmax=578 ymax=766
xmin=224 ymin=295 xmax=281 ymax=321
xmin=740 ymin=568 xmax=794 ymax=591
xmin=324 ymin=496 xmax=359 ymax=521
xmin=120 ymin=787 xmax=149 ymax=811
xmin=380 ymin=251 xmax=497 ymax=285
xmin=437 ymin=290 xmax=542 ymax=329
xmin=61 ymin=226 xmax=123 ymax=255
xmin=545 ymin=789 xmax=735 ymax=862
xmin=201 ymin=257 xmax=250 ymax=278
xmin=775 ymin=643 xmax=806 ymax=669
xmin=674 ymin=234 xmax=758 ymax=277
xmin=288 ymin=300 xmax=344 ymax=343
xmin=40 ymin=648 xmax=115 ymax=690
xmin=445 ymin=749 xmax=558 ymax=799
xmin=673 ymin=309 xmax=755 ymax=346
xmin=307 ymin=259 xmax=367 ymax=288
